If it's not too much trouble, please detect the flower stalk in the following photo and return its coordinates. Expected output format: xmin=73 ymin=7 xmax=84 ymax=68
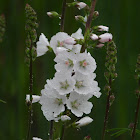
xmin=25 ymin=4 xmax=38 ymax=140
xmin=132 ymin=54 xmax=140 ymax=140
xmin=102 ymin=41 xmax=117 ymax=140
xmin=81 ymin=0 xmax=97 ymax=53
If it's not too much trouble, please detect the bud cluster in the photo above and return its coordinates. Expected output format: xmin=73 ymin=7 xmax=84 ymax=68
xmin=104 ymin=41 xmax=117 ymax=83
xmin=0 ymin=14 xmax=6 ymax=43
xmin=25 ymin=4 xmax=38 ymax=66
xmin=135 ymin=54 xmax=140 ymax=79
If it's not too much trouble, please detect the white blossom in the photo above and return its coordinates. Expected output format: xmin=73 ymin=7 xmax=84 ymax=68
xmin=66 ymin=91 xmax=93 ymax=117
xmin=99 ymin=33 xmax=113 ymax=43
xmin=71 ymin=28 xmax=84 ymax=53
xmin=40 ymin=84 xmax=66 ymax=121
xmin=33 ymin=137 xmax=43 ymax=140
xmin=36 ymin=33 xmax=49 ymax=57
xmin=32 ymin=95 xmax=40 ymax=103
xmin=54 ymin=51 xmax=76 ymax=73
xmin=50 ymin=32 xmax=73 ymax=54
xmin=75 ymin=116 xmax=93 ymax=127
xmin=98 ymin=25 xmax=109 ymax=32
xmin=51 ymin=72 xmax=75 ymax=95
xmin=73 ymin=72 xmax=96 ymax=95
xmin=61 ymin=115 xmax=71 ymax=122
xmin=84 ymin=16 xmax=87 ymax=22
xmin=55 ymin=47 xmax=68 ymax=55
xmin=90 ymin=34 xmax=99 ymax=41
xmin=74 ymin=52 xmax=97 ymax=75
xmin=76 ymin=2 xmax=87 ymax=10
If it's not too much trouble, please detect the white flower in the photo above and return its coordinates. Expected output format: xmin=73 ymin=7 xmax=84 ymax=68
xmin=40 ymin=84 xmax=66 ymax=121
xmin=51 ymin=72 xmax=75 ymax=95
xmin=66 ymin=91 xmax=93 ymax=117
xmin=50 ymin=32 xmax=73 ymax=54
xmin=76 ymin=2 xmax=87 ymax=10
xmin=73 ymin=72 xmax=96 ymax=95
xmin=71 ymin=28 xmax=84 ymax=53
xmin=74 ymin=52 xmax=97 ymax=75
xmin=54 ymin=51 xmax=76 ymax=73
xmin=33 ymin=137 xmax=43 ymax=140
xmin=64 ymin=37 xmax=76 ymax=45
xmin=96 ymin=43 xmax=104 ymax=48
xmin=90 ymin=34 xmax=98 ymax=41
xmin=89 ymin=81 xmax=102 ymax=98
xmin=32 ymin=95 xmax=40 ymax=103
xmin=55 ymin=47 xmax=68 ymax=55
xmin=61 ymin=115 xmax=71 ymax=122
xmin=75 ymin=116 xmax=93 ymax=127
xmin=98 ymin=25 xmax=109 ymax=32
xmin=99 ymin=33 xmax=113 ymax=43
xmin=36 ymin=33 xmax=49 ymax=57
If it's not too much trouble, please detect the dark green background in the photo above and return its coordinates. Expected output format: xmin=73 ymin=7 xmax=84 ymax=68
xmin=0 ymin=0 xmax=140 ymax=139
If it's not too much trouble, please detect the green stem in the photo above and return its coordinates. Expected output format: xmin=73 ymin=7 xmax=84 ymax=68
xmin=102 ymin=76 xmax=112 ymax=140
xmin=132 ymin=79 xmax=140 ymax=140
xmin=60 ymin=0 xmax=67 ymax=32
xmin=26 ymin=35 xmax=33 ymax=140
xmin=49 ymin=121 xmax=54 ymax=140
xmin=60 ymin=124 xmax=66 ymax=140
xmin=80 ymin=0 xmax=97 ymax=53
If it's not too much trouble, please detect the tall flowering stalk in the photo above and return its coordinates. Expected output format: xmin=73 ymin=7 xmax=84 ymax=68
xmin=132 ymin=54 xmax=140 ymax=140
xmin=0 ymin=14 xmax=6 ymax=43
xmin=102 ymin=41 xmax=117 ymax=140
xmin=25 ymin=4 xmax=38 ymax=140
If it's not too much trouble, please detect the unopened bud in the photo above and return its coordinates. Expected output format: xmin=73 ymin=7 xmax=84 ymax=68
xmin=76 ymin=2 xmax=87 ymax=10
xmin=98 ymin=25 xmax=109 ymax=32
xmin=128 ymin=123 xmax=134 ymax=129
xmin=76 ymin=116 xmax=93 ymax=127
xmin=99 ymin=33 xmax=113 ymax=43
xmin=90 ymin=34 xmax=98 ymax=41
xmin=61 ymin=115 xmax=71 ymax=122
xmin=83 ymin=136 xmax=92 ymax=140
xmin=47 ymin=11 xmax=60 ymax=18
xmin=75 ymin=15 xmax=85 ymax=23
xmin=64 ymin=37 xmax=76 ymax=45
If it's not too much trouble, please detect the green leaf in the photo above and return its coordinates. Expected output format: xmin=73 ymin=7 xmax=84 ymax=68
xmin=0 ymin=99 xmax=6 ymax=103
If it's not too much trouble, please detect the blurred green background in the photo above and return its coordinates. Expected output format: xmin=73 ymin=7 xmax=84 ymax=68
xmin=0 ymin=0 xmax=140 ymax=139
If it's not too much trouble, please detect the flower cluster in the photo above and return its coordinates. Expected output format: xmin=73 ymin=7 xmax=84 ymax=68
xmin=28 ymin=28 xmax=102 ymax=122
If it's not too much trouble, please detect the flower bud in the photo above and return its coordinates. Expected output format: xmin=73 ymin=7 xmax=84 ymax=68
xmin=61 ymin=115 xmax=71 ymax=122
xmin=98 ymin=25 xmax=109 ymax=32
xmin=76 ymin=2 xmax=87 ymax=10
xmin=128 ymin=123 xmax=134 ymax=129
xmin=83 ymin=136 xmax=92 ymax=140
xmin=47 ymin=11 xmax=60 ymax=18
xmin=99 ymin=33 xmax=113 ymax=43
xmin=90 ymin=34 xmax=98 ymax=41
xmin=75 ymin=15 xmax=85 ymax=23
xmin=64 ymin=37 xmax=76 ymax=45
xmin=76 ymin=116 xmax=93 ymax=127
xmin=26 ymin=94 xmax=30 ymax=102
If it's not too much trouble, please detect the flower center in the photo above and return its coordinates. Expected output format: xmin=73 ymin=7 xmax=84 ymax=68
xmin=75 ymin=80 xmax=84 ymax=88
xmin=65 ymin=59 xmax=74 ymax=67
xmin=55 ymin=98 xmax=63 ymax=105
xmin=71 ymin=100 xmax=80 ymax=109
xmin=57 ymin=41 xmax=65 ymax=47
xmin=79 ymin=59 xmax=89 ymax=68
xmin=60 ymin=80 xmax=69 ymax=89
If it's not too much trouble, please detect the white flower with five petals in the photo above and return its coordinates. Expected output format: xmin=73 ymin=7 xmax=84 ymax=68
xmin=66 ymin=91 xmax=93 ymax=117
